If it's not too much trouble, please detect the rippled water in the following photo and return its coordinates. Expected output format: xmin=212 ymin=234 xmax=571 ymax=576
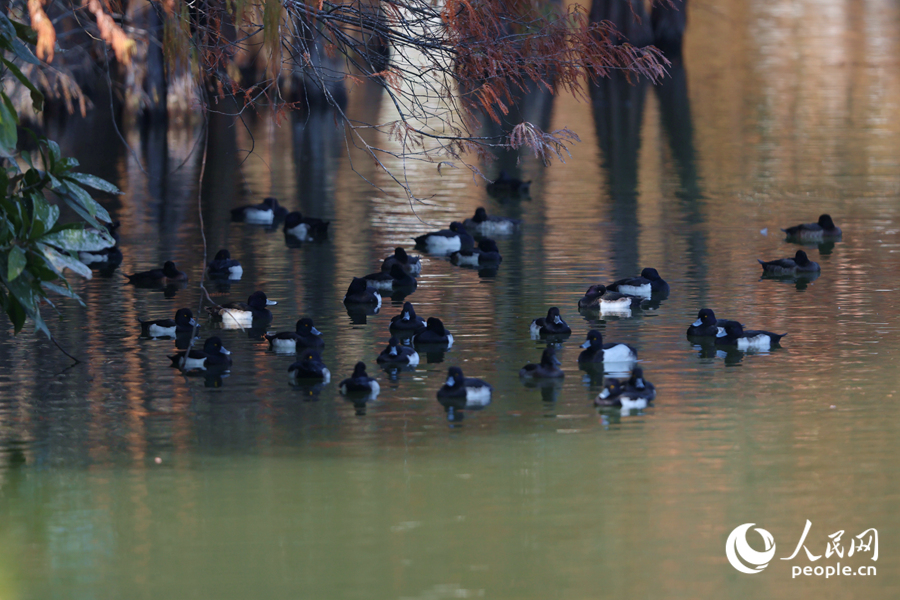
xmin=2 ymin=1 xmax=900 ymax=598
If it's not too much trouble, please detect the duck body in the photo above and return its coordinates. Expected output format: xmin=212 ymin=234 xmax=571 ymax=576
xmin=413 ymin=222 xmax=474 ymax=255
xmin=169 ymin=337 xmax=232 ymax=370
xmin=486 ymin=170 xmax=531 ymax=196
xmin=578 ymin=330 xmax=638 ymax=365
xmin=530 ymin=307 xmax=571 ymax=338
xmin=715 ymin=322 xmax=787 ymax=350
xmin=126 ymin=261 xmax=188 ymax=285
xmin=758 ymin=250 xmax=821 ymax=275
xmin=231 ymin=197 xmax=288 ymax=224
xmin=362 ymin=264 xmax=418 ymax=292
xmin=206 ymin=291 xmax=277 ymax=325
xmin=437 ymin=367 xmax=493 ymax=418
xmin=413 ymin=317 xmax=454 ymax=348
xmin=577 ymin=284 xmax=641 ymax=314
xmin=339 ymin=362 xmax=380 ymax=400
xmin=288 ymin=350 xmax=331 ymax=383
xmin=782 ymin=214 xmax=842 ymax=239
xmin=141 ymin=308 xmax=198 ymax=338
xmin=519 ymin=347 xmax=564 ymax=379
xmin=389 ymin=302 xmax=427 ymax=335
xmin=265 ymin=318 xmax=324 ymax=353
xmin=595 ymin=378 xmax=652 ymax=410
xmin=207 ymin=249 xmax=243 ymax=279
xmin=462 ymin=208 xmax=521 ymax=235
xmin=608 ymin=268 xmax=669 ymax=298
xmin=343 ymin=277 xmax=383 ymax=308
xmin=377 ymin=337 xmax=420 ymax=366
xmin=450 ymin=238 xmax=502 ymax=267
xmin=686 ymin=308 xmax=741 ymax=337
xmin=382 ymin=248 xmax=422 ymax=276
xmin=283 ymin=211 xmax=329 ymax=240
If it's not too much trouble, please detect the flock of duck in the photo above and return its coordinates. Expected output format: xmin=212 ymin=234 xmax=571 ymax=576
xmin=114 ymin=194 xmax=842 ymax=420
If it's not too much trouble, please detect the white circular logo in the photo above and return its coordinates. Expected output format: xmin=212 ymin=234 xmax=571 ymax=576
xmin=726 ymin=523 xmax=777 ymax=574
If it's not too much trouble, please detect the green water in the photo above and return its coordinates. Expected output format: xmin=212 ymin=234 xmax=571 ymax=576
xmin=2 ymin=0 xmax=900 ymax=597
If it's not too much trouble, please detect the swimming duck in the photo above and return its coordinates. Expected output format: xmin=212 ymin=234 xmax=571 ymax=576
xmin=436 ymin=366 xmax=493 ymax=419
xmin=343 ymin=277 xmax=383 ymax=308
xmin=624 ymin=366 xmax=656 ymax=401
xmin=140 ymin=308 xmax=198 ymax=338
xmin=283 ymin=211 xmax=330 ymax=240
xmin=782 ymin=214 xmax=842 ymax=239
xmin=486 ymin=170 xmax=531 ymax=196
xmin=530 ymin=307 xmax=571 ymax=338
xmin=715 ymin=322 xmax=787 ymax=350
xmin=450 ymin=238 xmax=502 ymax=267
xmin=230 ymin=197 xmax=288 ymax=224
xmin=126 ymin=261 xmax=188 ymax=285
xmin=288 ymin=349 xmax=331 ymax=382
xmin=576 ymin=284 xmax=641 ymax=314
xmin=519 ymin=347 xmax=565 ymax=379
xmin=377 ymin=336 xmax=421 ymax=366
xmin=339 ymin=362 xmax=380 ymax=400
xmin=594 ymin=378 xmax=652 ymax=410
xmin=578 ymin=329 xmax=638 ymax=364
xmin=169 ymin=336 xmax=232 ymax=370
xmin=205 ymin=291 xmax=277 ymax=325
xmin=362 ymin=263 xmax=418 ymax=292
xmin=758 ymin=250 xmax=820 ymax=275
xmin=381 ymin=247 xmax=422 ymax=276
xmin=413 ymin=317 xmax=454 ymax=348
xmin=389 ymin=302 xmax=426 ymax=335
xmin=462 ymin=207 xmax=521 ymax=235
xmin=207 ymin=249 xmax=243 ymax=279
xmin=607 ymin=268 xmax=669 ymax=298
xmin=413 ymin=222 xmax=475 ymax=254
xmin=265 ymin=318 xmax=324 ymax=353
xmin=686 ymin=308 xmax=741 ymax=337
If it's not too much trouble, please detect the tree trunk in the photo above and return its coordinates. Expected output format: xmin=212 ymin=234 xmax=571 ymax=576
xmin=652 ymin=0 xmax=688 ymax=60
xmin=589 ymin=0 xmax=653 ymax=48
xmin=142 ymin=1 xmax=168 ymax=124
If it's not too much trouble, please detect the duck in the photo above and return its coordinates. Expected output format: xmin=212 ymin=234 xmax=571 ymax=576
xmin=230 ymin=196 xmax=288 ymax=224
xmin=607 ymin=268 xmax=669 ymax=298
xmin=758 ymin=250 xmax=821 ymax=275
xmin=686 ymin=308 xmax=741 ymax=337
xmin=205 ymin=291 xmax=277 ymax=325
xmin=207 ymin=249 xmax=243 ymax=279
xmin=436 ymin=366 xmax=493 ymax=419
xmin=381 ymin=247 xmax=422 ymax=276
xmin=168 ymin=336 xmax=232 ymax=370
xmin=362 ymin=263 xmax=418 ymax=292
xmin=376 ymin=336 xmax=420 ymax=366
xmin=288 ymin=350 xmax=331 ymax=382
xmin=486 ymin=170 xmax=531 ymax=196
xmin=577 ymin=329 xmax=638 ymax=364
xmin=715 ymin=322 xmax=787 ymax=350
xmin=576 ymin=284 xmax=641 ymax=313
xmin=389 ymin=302 xmax=426 ymax=335
xmin=283 ymin=211 xmax=329 ymax=240
xmin=140 ymin=308 xmax=198 ymax=338
xmin=624 ymin=366 xmax=656 ymax=401
xmin=530 ymin=307 xmax=571 ymax=338
xmin=339 ymin=362 xmax=380 ymax=400
xmin=594 ymin=378 xmax=652 ymax=410
xmin=462 ymin=207 xmax=521 ymax=235
xmin=264 ymin=318 xmax=324 ymax=353
xmin=519 ymin=347 xmax=564 ymax=379
xmin=782 ymin=214 xmax=842 ymax=239
xmin=413 ymin=317 xmax=454 ymax=348
xmin=343 ymin=277 xmax=383 ymax=308
xmin=126 ymin=261 xmax=188 ymax=285
xmin=413 ymin=222 xmax=475 ymax=255
xmin=450 ymin=238 xmax=502 ymax=267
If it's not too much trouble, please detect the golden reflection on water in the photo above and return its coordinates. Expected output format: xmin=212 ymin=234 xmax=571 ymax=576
xmin=1 ymin=0 xmax=900 ymax=597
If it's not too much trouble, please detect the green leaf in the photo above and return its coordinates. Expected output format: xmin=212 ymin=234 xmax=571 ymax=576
xmin=40 ymin=228 xmax=113 ymax=251
xmin=7 ymin=245 xmax=26 ymax=280
xmin=61 ymin=196 xmax=103 ymax=231
xmin=38 ymin=243 xmax=92 ymax=279
xmin=1 ymin=58 xmax=43 ymax=111
xmin=60 ymin=181 xmax=111 ymax=224
xmin=5 ymin=292 xmax=26 ymax=334
xmin=0 ymin=92 xmax=19 ymax=158
xmin=41 ymin=281 xmax=84 ymax=306
xmin=64 ymin=172 xmax=120 ymax=195
xmin=9 ymin=19 xmax=38 ymax=46
xmin=43 ymin=221 xmax=84 ymax=236
xmin=27 ymin=195 xmax=58 ymax=239
xmin=10 ymin=38 xmax=39 ymax=66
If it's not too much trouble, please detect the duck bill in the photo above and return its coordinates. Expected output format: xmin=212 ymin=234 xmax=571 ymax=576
xmin=311 ymin=327 xmax=322 ymax=335
xmin=266 ymin=300 xmax=278 ymax=306
xmin=580 ymin=340 xmax=591 ymax=349
xmin=220 ymin=347 xmax=231 ymax=355
xmin=189 ymin=318 xmax=199 ymax=327
xmin=692 ymin=319 xmax=703 ymax=327
xmin=446 ymin=376 xmax=455 ymax=387
xmin=598 ymin=388 xmax=610 ymax=399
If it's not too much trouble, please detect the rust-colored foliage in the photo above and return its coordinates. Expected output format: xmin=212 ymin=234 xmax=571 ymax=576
xmin=27 ymin=0 xmax=55 ymax=62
